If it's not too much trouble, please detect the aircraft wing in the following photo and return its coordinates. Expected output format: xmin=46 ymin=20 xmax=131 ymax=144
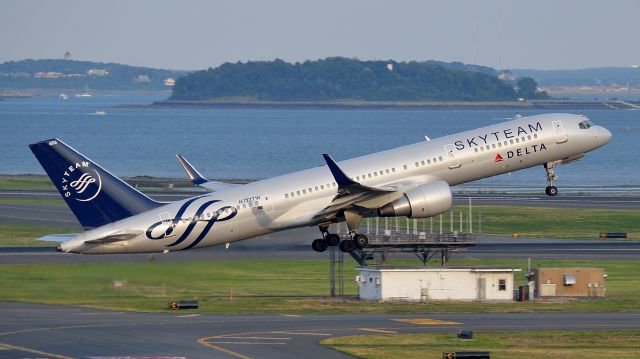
xmin=315 ymin=154 xmax=422 ymax=220
xmin=37 ymin=230 xmax=141 ymax=245
xmin=176 ymin=155 xmax=240 ymax=191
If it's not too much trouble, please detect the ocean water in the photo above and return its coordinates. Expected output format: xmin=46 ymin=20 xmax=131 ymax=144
xmin=0 ymin=93 xmax=638 ymax=186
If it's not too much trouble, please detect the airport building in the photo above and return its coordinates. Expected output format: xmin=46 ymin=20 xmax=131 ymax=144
xmin=356 ymin=267 xmax=520 ymax=302
xmin=534 ymin=267 xmax=606 ymax=297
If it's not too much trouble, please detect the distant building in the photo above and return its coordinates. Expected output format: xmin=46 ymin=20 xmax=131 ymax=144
xmin=386 ymin=63 xmax=394 ymax=72
xmin=34 ymin=72 xmax=64 ymax=79
xmin=498 ymin=70 xmax=516 ymax=81
xmin=134 ymin=75 xmax=151 ymax=83
xmin=164 ymin=77 xmax=176 ymax=86
xmin=87 ymin=69 xmax=109 ymax=76
xmin=534 ymin=267 xmax=606 ymax=297
xmin=64 ymin=51 xmax=72 ymax=60
xmin=357 ymin=267 xmax=520 ymax=302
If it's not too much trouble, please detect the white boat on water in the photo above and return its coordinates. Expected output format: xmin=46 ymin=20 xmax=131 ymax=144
xmin=59 ymin=93 xmax=68 ymax=100
xmin=75 ymin=85 xmax=92 ymax=97
xmin=93 ymin=111 xmax=106 ymax=116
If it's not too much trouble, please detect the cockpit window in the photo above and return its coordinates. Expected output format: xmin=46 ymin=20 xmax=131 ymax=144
xmin=579 ymin=120 xmax=593 ymax=129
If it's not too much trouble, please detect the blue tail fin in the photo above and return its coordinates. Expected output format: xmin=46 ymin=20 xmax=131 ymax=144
xmin=29 ymin=139 xmax=162 ymax=229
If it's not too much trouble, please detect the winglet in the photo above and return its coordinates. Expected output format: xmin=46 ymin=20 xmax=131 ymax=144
xmin=176 ymin=155 xmax=208 ymax=185
xmin=323 ymin=154 xmax=357 ymax=186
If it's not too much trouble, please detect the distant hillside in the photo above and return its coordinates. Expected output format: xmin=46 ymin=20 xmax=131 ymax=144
xmin=512 ymin=67 xmax=640 ymax=87
xmin=0 ymin=59 xmax=187 ymax=91
xmin=170 ymin=57 xmax=522 ymax=102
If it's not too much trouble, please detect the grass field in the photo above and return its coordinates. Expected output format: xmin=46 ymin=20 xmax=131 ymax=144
xmin=0 ymin=258 xmax=638 ymax=314
xmin=321 ymin=331 xmax=640 ymax=359
xmin=397 ymin=205 xmax=640 ymax=239
xmin=0 ymin=176 xmax=54 ymax=190
xmin=0 ymin=224 xmax=75 ymax=246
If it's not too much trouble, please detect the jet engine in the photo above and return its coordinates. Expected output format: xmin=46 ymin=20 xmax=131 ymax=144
xmin=378 ymin=181 xmax=452 ymax=218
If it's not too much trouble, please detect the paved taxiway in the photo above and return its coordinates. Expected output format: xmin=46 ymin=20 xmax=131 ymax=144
xmin=1 ymin=302 xmax=639 ymax=359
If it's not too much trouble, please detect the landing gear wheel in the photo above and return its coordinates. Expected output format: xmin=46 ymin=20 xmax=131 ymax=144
xmin=312 ymin=239 xmax=328 ymax=252
xmin=353 ymin=234 xmax=369 ymax=248
xmin=545 ymin=185 xmax=558 ymax=197
xmin=325 ymin=233 xmax=341 ymax=246
xmin=339 ymin=239 xmax=357 ymax=253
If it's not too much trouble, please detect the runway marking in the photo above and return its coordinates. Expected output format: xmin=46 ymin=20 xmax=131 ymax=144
xmin=177 ymin=314 xmax=201 ymax=318
xmin=393 ymin=318 xmax=462 ymax=325
xmin=281 ymin=314 xmax=301 ymax=317
xmin=359 ymin=328 xmax=398 ymax=334
xmin=218 ymin=336 xmax=291 ymax=340
xmin=209 ymin=341 xmax=287 ymax=345
xmin=271 ymin=331 xmax=331 ymax=336
xmin=0 ymin=341 xmax=75 ymax=359
xmin=197 ymin=337 xmax=252 ymax=359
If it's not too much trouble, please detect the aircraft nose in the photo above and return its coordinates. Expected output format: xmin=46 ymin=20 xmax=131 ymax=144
xmin=595 ymin=126 xmax=612 ymax=147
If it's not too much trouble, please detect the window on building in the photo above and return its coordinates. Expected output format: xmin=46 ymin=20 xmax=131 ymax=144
xmin=498 ymin=279 xmax=506 ymax=291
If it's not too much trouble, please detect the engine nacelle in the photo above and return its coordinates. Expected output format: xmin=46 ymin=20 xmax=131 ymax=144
xmin=378 ymin=181 xmax=452 ymax=218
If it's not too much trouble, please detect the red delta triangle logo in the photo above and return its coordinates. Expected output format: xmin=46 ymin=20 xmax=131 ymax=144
xmin=495 ymin=153 xmax=504 ymax=162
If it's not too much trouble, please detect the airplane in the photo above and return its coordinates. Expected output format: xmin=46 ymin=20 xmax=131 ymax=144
xmin=29 ymin=113 xmax=611 ymax=254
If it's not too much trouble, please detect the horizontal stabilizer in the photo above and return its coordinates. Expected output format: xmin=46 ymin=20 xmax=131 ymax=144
xmin=37 ymin=233 xmax=79 ymax=242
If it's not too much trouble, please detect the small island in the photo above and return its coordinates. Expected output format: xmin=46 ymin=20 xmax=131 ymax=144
xmin=170 ymin=57 xmax=548 ymax=102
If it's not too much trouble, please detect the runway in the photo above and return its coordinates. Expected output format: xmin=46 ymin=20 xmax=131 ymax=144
xmin=1 ymin=188 xmax=639 ymax=229
xmin=1 ymin=302 xmax=639 ymax=359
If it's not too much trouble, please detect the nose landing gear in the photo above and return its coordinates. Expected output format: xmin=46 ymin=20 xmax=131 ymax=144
xmin=544 ymin=161 xmax=559 ymax=197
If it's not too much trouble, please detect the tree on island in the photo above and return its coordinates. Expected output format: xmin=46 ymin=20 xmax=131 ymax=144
xmin=516 ymin=77 xmax=549 ymax=99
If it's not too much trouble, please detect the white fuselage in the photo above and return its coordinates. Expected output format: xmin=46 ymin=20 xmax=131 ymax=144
xmin=61 ymin=113 xmax=611 ymax=254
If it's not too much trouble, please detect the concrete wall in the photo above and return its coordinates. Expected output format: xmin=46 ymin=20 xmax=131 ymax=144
xmin=358 ymin=267 xmax=519 ymax=302
xmin=534 ymin=267 xmax=606 ymax=297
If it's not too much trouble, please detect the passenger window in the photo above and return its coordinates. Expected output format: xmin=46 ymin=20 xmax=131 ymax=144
xmin=392 ymin=168 xmax=395 ymax=172
xmin=421 ymin=160 xmax=425 ymax=166
xmin=427 ymin=159 xmax=431 ymax=164
xmin=333 ymin=182 xmax=336 ymax=187
xmin=498 ymin=142 xmax=502 ymax=147
xmin=527 ymin=135 xmax=532 ymax=140
xmin=485 ymin=145 xmax=490 ymax=150
xmin=480 ymin=147 xmax=484 ymax=151
xmin=302 ymin=189 xmax=307 ymax=194
xmin=356 ymin=176 xmax=360 ymax=181
xmin=474 ymin=148 xmax=478 ymax=153
xmin=308 ymin=188 xmax=312 ymax=193
xmin=320 ymin=185 xmax=324 ymax=190
xmin=368 ymin=174 xmax=372 ymax=178
xmin=510 ymin=140 xmax=514 ymax=144
xmin=290 ymin=192 xmax=294 ymax=197
xmin=403 ymin=165 xmax=408 ymax=170
xmin=534 ymin=134 xmax=538 ymax=139
xmin=296 ymin=191 xmax=301 ymax=195
xmin=386 ymin=169 xmax=390 ymax=174
xmin=415 ymin=162 xmax=419 ymax=167
xmin=492 ymin=144 xmax=496 ymax=149
xmin=516 ymin=138 xmax=520 ymax=143
xmin=285 ymin=193 xmax=289 ymax=199
xmin=374 ymin=172 xmax=378 ymax=177
xmin=439 ymin=156 xmax=443 ymax=161
xmin=504 ymin=141 xmax=508 ymax=146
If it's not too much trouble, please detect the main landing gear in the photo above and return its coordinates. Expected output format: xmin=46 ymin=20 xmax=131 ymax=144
xmin=544 ymin=161 xmax=559 ymax=197
xmin=311 ymin=226 xmax=369 ymax=253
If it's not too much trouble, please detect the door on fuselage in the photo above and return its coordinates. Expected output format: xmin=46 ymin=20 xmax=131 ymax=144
xmin=444 ymin=144 xmax=461 ymax=169
xmin=552 ymin=120 xmax=568 ymax=143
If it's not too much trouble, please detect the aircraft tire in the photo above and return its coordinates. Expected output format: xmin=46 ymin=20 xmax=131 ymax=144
xmin=312 ymin=239 xmax=328 ymax=252
xmin=545 ymin=185 xmax=558 ymax=196
xmin=354 ymin=234 xmax=369 ymax=247
xmin=339 ymin=239 xmax=357 ymax=253
xmin=325 ymin=233 xmax=341 ymax=246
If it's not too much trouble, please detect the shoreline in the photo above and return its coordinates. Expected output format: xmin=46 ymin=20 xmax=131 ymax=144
xmin=118 ymin=99 xmax=640 ymax=110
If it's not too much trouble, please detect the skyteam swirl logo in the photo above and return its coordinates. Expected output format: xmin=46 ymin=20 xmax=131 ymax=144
xmin=145 ymin=196 xmax=237 ymax=250
xmin=59 ymin=162 xmax=102 ymax=202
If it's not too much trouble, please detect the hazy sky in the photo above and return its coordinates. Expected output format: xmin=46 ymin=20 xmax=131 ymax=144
xmin=1 ymin=0 xmax=638 ymax=70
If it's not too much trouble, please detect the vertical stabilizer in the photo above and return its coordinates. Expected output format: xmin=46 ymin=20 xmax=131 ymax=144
xmin=29 ymin=139 xmax=162 ymax=229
